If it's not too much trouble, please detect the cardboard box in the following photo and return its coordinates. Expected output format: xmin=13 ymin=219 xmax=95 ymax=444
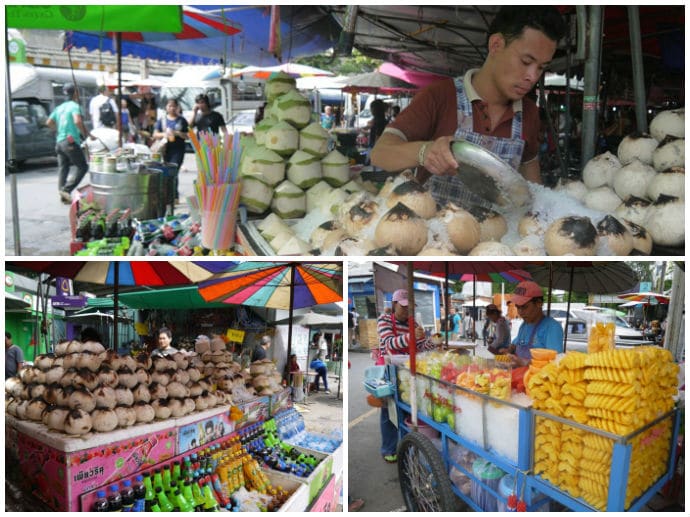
xmin=358 ymin=319 xmax=380 ymax=349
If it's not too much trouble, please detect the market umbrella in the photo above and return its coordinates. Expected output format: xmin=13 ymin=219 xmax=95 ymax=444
xmin=342 ymin=71 xmax=418 ymax=94
xmin=231 ymin=63 xmax=335 ymax=79
xmin=524 ymin=262 xmax=639 ymax=348
xmin=617 ymin=292 xmax=670 ymax=305
xmin=273 ymin=312 xmax=343 ymax=327
xmin=198 ymin=262 xmax=343 ymax=378
xmin=6 ymin=261 xmax=233 ymax=351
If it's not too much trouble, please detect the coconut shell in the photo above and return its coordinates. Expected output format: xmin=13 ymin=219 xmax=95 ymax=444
xmin=544 ymin=216 xmax=598 ymax=256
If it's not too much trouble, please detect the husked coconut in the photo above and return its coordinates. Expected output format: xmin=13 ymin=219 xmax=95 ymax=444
xmin=276 ymin=235 xmax=312 ymax=255
xmin=68 ymin=387 xmax=96 ymax=412
xmin=612 ymin=159 xmax=657 ymax=201
xmin=321 ymin=149 xmax=351 ymax=187
xmin=596 ymin=215 xmax=634 ymax=256
xmin=468 ymin=241 xmax=513 ymax=256
xmin=152 ymin=399 xmax=172 ymax=420
xmin=16 ymin=399 xmax=30 ymax=420
xmin=386 ymin=182 xmax=438 ymax=219
xmin=114 ymin=406 xmax=137 ymax=428
xmin=584 ymin=186 xmax=622 ymax=213
xmin=274 ymin=89 xmax=312 ymax=129
xmin=43 ymin=406 xmax=70 ymax=432
xmin=45 ymin=365 xmax=65 ymax=385
xmin=652 ymin=138 xmax=684 ymax=172
xmin=26 ymin=398 xmax=47 ymax=421
xmin=43 ymin=384 xmax=63 ymax=405
xmin=66 ymin=339 xmax=84 ymax=354
xmin=334 ymin=237 xmax=378 ymax=256
xmin=97 ymin=365 xmax=119 ymax=388
xmin=305 ymin=181 xmax=334 ymax=213
xmin=513 ymin=235 xmax=546 ymax=256
xmin=134 ymin=401 xmax=155 ymax=423
xmin=30 ymin=383 xmax=47 ymax=400
xmin=82 ymin=340 xmax=106 ymax=355
xmin=621 ymin=219 xmax=653 ymax=255
xmin=555 ymin=180 xmax=588 ymax=202
xmin=135 ymin=352 xmax=152 ymax=371
xmin=367 ymin=244 xmax=398 ymax=256
xmin=310 ymin=220 xmax=342 ymax=249
xmin=265 ymin=72 xmax=296 ymax=102
xmin=5 ymin=377 xmax=23 ymax=399
xmin=20 ymin=366 xmax=45 ymax=385
xmin=169 ymin=398 xmax=186 ymax=418
xmin=72 ymin=370 xmax=99 ymax=391
xmin=647 ymin=169 xmax=685 ymax=202
xmin=643 ymin=194 xmax=685 ymax=247
xmin=265 ymin=120 xmax=299 ymax=156
xmin=117 ymin=367 xmax=139 ymax=389
xmin=518 ymin=212 xmax=547 ymax=237
xmin=544 ymin=216 xmax=598 ymax=256
xmin=64 ymin=408 xmax=93 ymax=435
xmin=271 ymin=180 xmax=306 ymax=219
xmin=54 ymin=340 xmax=71 ymax=357
xmin=467 ymin=206 xmax=508 ymax=242
xmin=299 ymin=122 xmax=330 ymax=157
xmin=93 ymin=385 xmax=118 ymax=409
xmin=91 ymin=408 xmax=119 ymax=432
xmin=614 ymin=196 xmax=651 ymax=227
xmin=114 ymin=387 xmax=134 ymax=407
xmin=649 ymin=108 xmax=684 ymax=141
xmin=241 ymin=175 xmax=274 ymax=214
xmin=582 ymin=152 xmax=621 ymax=189
xmin=149 ymin=383 xmax=168 ymax=401
xmin=374 ymin=203 xmax=428 ymax=255
xmin=340 ymin=194 xmax=381 ymax=238
xmin=34 ymin=354 xmax=55 ymax=372
xmin=132 ymin=383 xmax=151 ymax=404
xmin=287 ymin=150 xmax=323 ymax=189
xmin=440 ymin=204 xmax=481 ymax=254
xmin=617 ymin=133 xmax=658 ymax=165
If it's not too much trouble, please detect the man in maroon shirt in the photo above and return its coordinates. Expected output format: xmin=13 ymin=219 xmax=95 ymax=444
xmin=371 ymin=7 xmax=565 ymax=205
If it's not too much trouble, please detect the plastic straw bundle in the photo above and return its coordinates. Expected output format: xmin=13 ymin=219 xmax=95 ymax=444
xmin=189 ymin=130 xmax=243 ymax=250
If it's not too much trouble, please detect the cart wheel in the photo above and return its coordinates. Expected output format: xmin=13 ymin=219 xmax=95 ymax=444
xmin=398 ymin=431 xmax=458 ymax=512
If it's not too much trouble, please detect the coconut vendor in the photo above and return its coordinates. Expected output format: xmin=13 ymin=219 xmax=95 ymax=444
xmin=370 ymin=6 xmax=566 ymax=207
xmin=251 ymin=335 xmax=272 ymax=362
xmin=507 ymin=281 xmax=563 ymax=367
xmin=151 ymin=327 xmax=178 ymax=357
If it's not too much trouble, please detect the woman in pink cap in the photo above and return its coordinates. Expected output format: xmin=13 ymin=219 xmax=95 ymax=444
xmin=508 ymin=281 xmax=563 ymax=366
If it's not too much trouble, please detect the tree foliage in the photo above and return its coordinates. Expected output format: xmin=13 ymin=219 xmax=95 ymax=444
xmin=294 ymin=49 xmax=381 ymax=75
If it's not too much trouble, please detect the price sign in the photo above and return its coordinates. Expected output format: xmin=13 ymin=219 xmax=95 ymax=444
xmin=226 ymin=328 xmax=245 ymax=343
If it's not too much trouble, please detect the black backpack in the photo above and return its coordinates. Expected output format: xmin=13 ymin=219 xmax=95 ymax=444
xmin=99 ymin=101 xmax=116 ymax=127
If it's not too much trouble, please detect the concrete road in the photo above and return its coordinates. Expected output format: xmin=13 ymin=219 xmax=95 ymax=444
xmin=5 ymin=153 xmax=199 ymax=256
xmin=348 ymin=349 xmax=406 ymax=512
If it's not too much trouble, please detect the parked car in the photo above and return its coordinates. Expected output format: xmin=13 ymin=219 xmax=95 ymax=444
xmin=7 ymin=98 xmax=55 ymax=167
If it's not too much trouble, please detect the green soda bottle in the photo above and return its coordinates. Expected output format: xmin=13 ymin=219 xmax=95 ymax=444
xmin=201 ymin=481 xmax=220 ymax=511
xmin=175 ymin=488 xmax=194 ymax=512
xmin=152 ymin=468 xmax=164 ymax=492
xmin=181 ymin=481 xmax=196 ymax=512
xmin=142 ymin=472 xmax=156 ymax=512
xmin=191 ymin=475 xmax=206 ymax=511
xmin=168 ymin=481 xmax=179 ymax=508
xmin=162 ymin=465 xmax=172 ymax=492
xmin=172 ymin=460 xmax=182 ymax=485
xmin=154 ymin=486 xmax=174 ymax=513
xmin=150 ymin=503 xmax=162 ymax=512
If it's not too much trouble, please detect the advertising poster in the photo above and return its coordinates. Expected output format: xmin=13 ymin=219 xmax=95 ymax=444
xmin=178 ymin=412 xmax=234 ymax=454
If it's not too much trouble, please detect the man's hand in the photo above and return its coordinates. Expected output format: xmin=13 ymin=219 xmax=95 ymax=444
xmin=414 ymin=326 xmax=425 ymax=340
xmin=421 ymin=136 xmax=458 ymax=176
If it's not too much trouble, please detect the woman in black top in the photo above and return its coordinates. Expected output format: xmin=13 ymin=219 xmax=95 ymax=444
xmin=368 ymin=99 xmax=389 ymax=149
xmin=189 ymin=93 xmax=228 ymax=137
xmin=153 ymin=98 xmax=188 ymax=200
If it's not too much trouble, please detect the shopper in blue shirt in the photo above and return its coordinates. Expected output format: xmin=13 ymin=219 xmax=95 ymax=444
xmin=508 ymin=281 xmax=563 ymax=367
xmin=309 ymin=357 xmax=330 ymax=393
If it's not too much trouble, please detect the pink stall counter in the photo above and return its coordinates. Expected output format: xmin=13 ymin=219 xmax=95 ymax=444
xmin=7 ymin=414 xmax=176 ymax=512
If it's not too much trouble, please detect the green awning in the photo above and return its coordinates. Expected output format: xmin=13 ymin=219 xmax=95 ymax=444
xmin=6 ymin=6 xmax=182 ymax=31
xmin=118 ymin=286 xmax=237 ymax=310
xmin=86 ymin=297 xmax=126 ymax=309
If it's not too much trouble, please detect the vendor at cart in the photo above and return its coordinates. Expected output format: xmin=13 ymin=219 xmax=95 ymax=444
xmin=507 ymin=281 xmax=563 ymax=366
xmin=485 ymin=304 xmax=511 ymax=355
xmin=376 ymin=289 xmax=436 ymax=463
xmin=151 ymin=326 xmax=178 ymax=357
xmin=369 ymin=6 xmax=565 ymax=206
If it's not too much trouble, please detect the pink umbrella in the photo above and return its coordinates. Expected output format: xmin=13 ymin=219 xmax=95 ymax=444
xmin=378 ymin=62 xmax=449 ymax=88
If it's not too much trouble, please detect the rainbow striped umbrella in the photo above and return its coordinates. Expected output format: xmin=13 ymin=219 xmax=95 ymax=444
xmin=457 ymin=270 xmax=532 ymax=283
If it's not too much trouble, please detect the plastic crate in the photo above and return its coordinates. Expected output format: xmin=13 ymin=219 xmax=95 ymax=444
xmin=363 ymin=366 xmax=395 ymax=398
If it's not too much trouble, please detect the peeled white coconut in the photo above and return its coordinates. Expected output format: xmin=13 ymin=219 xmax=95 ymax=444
xmin=241 ymin=176 xmax=274 ymax=214
xmin=468 ymin=241 xmax=513 ymax=256
xmin=253 ymin=116 xmax=278 ymax=146
xmin=287 ymin=150 xmax=323 ymax=189
xmin=305 ymin=181 xmax=334 ymax=213
xmin=555 ymin=180 xmax=588 ymax=202
xmin=614 ymin=196 xmax=651 ymax=227
xmin=612 ymin=159 xmax=657 ymax=201
xmin=374 ymin=203 xmax=428 ymax=255
xmin=343 ymin=180 xmax=364 ymax=194
xmin=321 ymin=188 xmax=349 ymax=218
xmin=386 ymin=181 xmax=437 ymax=219
xmin=276 ymin=235 xmax=312 ymax=255
xmin=265 ymin=120 xmax=299 ymax=156
xmin=269 ymin=230 xmax=296 ymax=253
xmin=321 ymin=149 xmax=351 ymax=187
xmin=240 ymin=145 xmax=285 ymax=186
xmin=340 ymin=193 xmax=381 ymax=238
xmin=643 ymin=194 xmax=685 ymax=247
xmin=649 ymin=108 xmax=684 ymax=142
xmin=584 ymin=186 xmax=622 ymax=213
xmin=310 ymin=220 xmax=342 ymax=249
xmin=319 ymin=228 xmax=349 ymax=255
xmin=647 ymin=169 xmax=685 ymax=202
xmin=467 ymin=206 xmax=508 ymax=242
xmin=334 ymin=237 xmax=377 ymax=256
xmin=582 ymin=151 xmax=621 ymax=189
xmin=258 ymin=212 xmax=292 ymax=241
xmin=513 ymin=235 xmax=546 ymax=256
xmin=440 ymin=204 xmax=481 ymax=254
xmin=596 ymin=215 xmax=634 ymax=256
xmin=265 ymin=72 xmax=297 ymax=102
xmin=617 ymin=133 xmax=659 ymax=165
xmin=652 ymin=138 xmax=684 ymax=172
xmin=518 ymin=212 xmax=547 ymax=237
xmin=271 ymin=180 xmax=306 ymax=219
xmin=299 ymin=122 xmax=330 ymax=157
xmin=620 ymin=219 xmax=653 ymax=255
xmin=274 ymin=89 xmax=312 ymax=129
xmin=417 ymin=244 xmax=457 ymax=256
xmin=544 ymin=216 xmax=598 ymax=256
xmin=91 ymin=408 xmax=119 ymax=432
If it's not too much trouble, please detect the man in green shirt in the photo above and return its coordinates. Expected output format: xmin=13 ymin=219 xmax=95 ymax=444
xmin=46 ymin=83 xmax=92 ymax=204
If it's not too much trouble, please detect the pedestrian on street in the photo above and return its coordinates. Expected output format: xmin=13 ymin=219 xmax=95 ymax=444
xmin=189 ymin=93 xmax=228 ymax=138
xmin=5 ymin=332 xmax=24 ymax=379
xmin=88 ymin=84 xmax=118 ymax=129
xmin=309 ymin=357 xmax=330 ymax=393
xmin=46 ymin=83 xmax=93 ymax=204
xmin=318 ymin=331 xmax=329 ymax=360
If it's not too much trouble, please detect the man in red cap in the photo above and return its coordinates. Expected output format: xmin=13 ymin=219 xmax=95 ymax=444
xmin=484 ymin=304 xmax=511 ymax=355
xmin=376 ymin=288 xmax=435 ymax=463
xmin=508 ymin=281 xmax=563 ymax=366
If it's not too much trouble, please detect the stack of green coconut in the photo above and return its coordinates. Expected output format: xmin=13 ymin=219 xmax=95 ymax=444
xmin=238 ymin=72 xmax=363 ymax=254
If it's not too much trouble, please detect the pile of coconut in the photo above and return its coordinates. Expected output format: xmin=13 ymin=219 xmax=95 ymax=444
xmin=247 ymin=359 xmax=284 ymax=397
xmin=238 ymin=72 xmax=363 ymax=255
xmin=5 ymin=338 xmax=241 ymax=437
xmin=552 ymin=107 xmax=684 ymax=253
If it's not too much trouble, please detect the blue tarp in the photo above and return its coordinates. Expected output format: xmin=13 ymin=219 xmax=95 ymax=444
xmin=67 ymin=6 xmax=339 ymax=67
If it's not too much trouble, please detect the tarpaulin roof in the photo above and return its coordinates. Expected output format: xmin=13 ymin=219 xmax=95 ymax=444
xmin=67 ymin=5 xmax=341 ymax=66
xmin=116 ymin=286 xmax=239 ymax=310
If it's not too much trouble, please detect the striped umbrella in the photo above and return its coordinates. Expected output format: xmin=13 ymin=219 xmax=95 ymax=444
xmin=198 ymin=262 xmax=343 ymax=378
xmin=457 ymin=270 xmax=532 ymax=283
xmin=617 ymin=292 xmax=670 ymax=305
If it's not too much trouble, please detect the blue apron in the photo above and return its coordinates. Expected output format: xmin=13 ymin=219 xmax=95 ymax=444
xmin=515 ymin=317 xmax=545 ymax=360
xmin=427 ymin=77 xmax=526 ymax=208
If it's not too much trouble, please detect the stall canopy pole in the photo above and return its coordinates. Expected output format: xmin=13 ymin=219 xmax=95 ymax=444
xmin=117 ymin=33 xmax=123 ymax=149
xmin=627 ymin=6 xmax=648 ymax=133
xmin=581 ymin=6 xmax=604 ymax=166
xmin=444 ymin=262 xmax=449 ymax=349
xmin=285 ymin=263 xmax=296 ymax=381
xmin=407 ymin=261 xmax=417 ymax=427
xmin=563 ymin=264 xmax=575 ymax=352
xmin=113 ymin=265 xmax=119 ymax=350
